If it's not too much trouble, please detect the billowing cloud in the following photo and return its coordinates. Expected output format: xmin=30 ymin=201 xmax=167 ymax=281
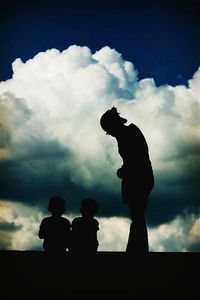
xmin=0 ymin=45 xmax=199 ymax=234
xmin=0 ymin=201 xmax=199 ymax=251
xmin=0 ymin=200 xmax=41 ymax=250
xmin=149 ymin=214 xmax=200 ymax=252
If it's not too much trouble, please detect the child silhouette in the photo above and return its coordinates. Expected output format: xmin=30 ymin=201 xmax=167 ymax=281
xmin=39 ymin=196 xmax=70 ymax=252
xmin=71 ymin=198 xmax=99 ymax=253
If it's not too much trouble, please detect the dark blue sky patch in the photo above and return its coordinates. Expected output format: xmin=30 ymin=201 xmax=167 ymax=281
xmin=0 ymin=0 xmax=199 ymax=85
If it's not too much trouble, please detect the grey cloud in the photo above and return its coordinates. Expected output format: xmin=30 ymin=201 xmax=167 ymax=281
xmin=0 ymin=133 xmax=199 ymax=226
xmin=149 ymin=213 xmax=200 ymax=252
xmin=0 ymin=45 xmax=199 ymax=229
xmin=0 ymin=221 xmax=22 ymax=232
xmin=187 ymin=242 xmax=200 ymax=252
xmin=146 ymin=191 xmax=199 ymax=227
xmin=0 ymin=231 xmax=13 ymax=250
xmin=0 ymin=124 xmax=11 ymax=147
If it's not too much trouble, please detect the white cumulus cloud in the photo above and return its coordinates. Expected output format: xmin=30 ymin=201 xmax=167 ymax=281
xmin=0 ymin=45 xmax=199 ymax=237
xmin=1 ymin=45 xmax=199 ymax=180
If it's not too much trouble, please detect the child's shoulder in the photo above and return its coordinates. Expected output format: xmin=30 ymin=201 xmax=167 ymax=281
xmin=60 ymin=216 xmax=70 ymax=224
xmin=93 ymin=218 xmax=99 ymax=228
xmin=39 ymin=216 xmax=52 ymax=228
xmin=41 ymin=216 xmax=52 ymax=223
xmin=72 ymin=217 xmax=82 ymax=224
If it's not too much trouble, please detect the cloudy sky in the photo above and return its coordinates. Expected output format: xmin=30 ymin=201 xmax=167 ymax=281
xmin=0 ymin=0 xmax=199 ymax=251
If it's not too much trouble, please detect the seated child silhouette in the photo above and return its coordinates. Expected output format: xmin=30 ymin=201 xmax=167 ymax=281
xmin=71 ymin=198 xmax=99 ymax=253
xmin=38 ymin=196 xmax=70 ymax=252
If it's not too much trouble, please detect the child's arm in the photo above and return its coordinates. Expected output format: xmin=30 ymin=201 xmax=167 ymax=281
xmin=67 ymin=220 xmax=71 ymax=247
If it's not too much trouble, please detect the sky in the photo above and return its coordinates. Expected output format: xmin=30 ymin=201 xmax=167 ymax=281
xmin=0 ymin=0 xmax=200 ymax=251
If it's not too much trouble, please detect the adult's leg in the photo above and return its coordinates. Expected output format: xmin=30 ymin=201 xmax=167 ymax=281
xmin=126 ymin=197 xmax=149 ymax=253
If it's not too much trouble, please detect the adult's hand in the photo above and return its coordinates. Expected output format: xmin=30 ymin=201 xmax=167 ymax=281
xmin=117 ymin=167 xmax=123 ymax=179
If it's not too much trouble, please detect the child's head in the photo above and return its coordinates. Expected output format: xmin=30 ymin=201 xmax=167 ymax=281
xmin=48 ymin=196 xmax=65 ymax=217
xmin=80 ymin=198 xmax=99 ymax=218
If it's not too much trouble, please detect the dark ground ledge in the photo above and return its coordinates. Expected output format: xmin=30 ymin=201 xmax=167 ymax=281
xmin=1 ymin=251 xmax=199 ymax=298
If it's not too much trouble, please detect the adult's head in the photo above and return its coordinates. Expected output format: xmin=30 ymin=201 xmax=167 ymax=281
xmin=48 ymin=196 xmax=65 ymax=217
xmin=100 ymin=107 xmax=127 ymax=136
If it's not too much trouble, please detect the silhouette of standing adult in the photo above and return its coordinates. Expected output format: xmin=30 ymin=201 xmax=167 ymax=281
xmin=100 ymin=107 xmax=154 ymax=253
xmin=38 ymin=196 xmax=70 ymax=252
